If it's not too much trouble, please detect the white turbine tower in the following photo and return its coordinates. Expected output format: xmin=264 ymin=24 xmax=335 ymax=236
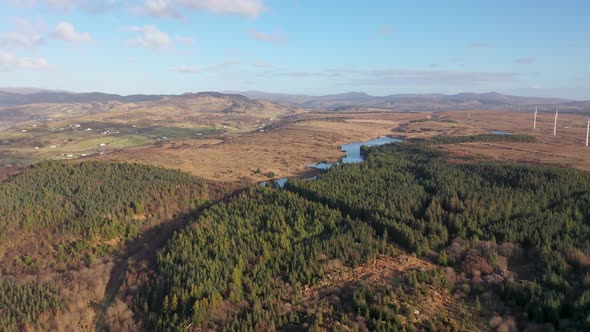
xmin=586 ymin=118 xmax=589 ymax=147
xmin=553 ymin=108 xmax=558 ymax=136
xmin=533 ymin=106 xmax=538 ymax=130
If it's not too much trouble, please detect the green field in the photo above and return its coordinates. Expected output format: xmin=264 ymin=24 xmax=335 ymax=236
xmin=0 ymin=124 xmax=223 ymax=167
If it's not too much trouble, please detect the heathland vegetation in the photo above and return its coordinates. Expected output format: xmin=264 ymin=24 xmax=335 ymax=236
xmin=0 ymin=161 xmax=209 ymax=330
xmin=130 ymin=137 xmax=590 ymax=330
xmin=2 ymin=133 xmax=590 ymax=330
xmin=287 ymin=142 xmax=590 ymax=329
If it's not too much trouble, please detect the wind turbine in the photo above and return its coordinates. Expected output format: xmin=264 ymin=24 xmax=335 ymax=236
xmin=586 ymin=118 xmax=589 ymax=147
xmin=553 ymin=108 xmax=558 ymax=136
xmin=533 ymin=106 xmax=538 ymax=130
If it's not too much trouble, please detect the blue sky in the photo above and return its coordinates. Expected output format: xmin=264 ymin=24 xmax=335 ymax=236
xmin=0 ymin=0 xmax=589 ymax=99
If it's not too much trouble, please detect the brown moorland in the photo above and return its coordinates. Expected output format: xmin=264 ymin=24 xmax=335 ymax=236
xmin=90 ymin=111 xmax=426 ymax=182
xmin=440 ymin=110 xmax=590 ymax=171
xmin=89 ymin=109 xmax=590 ymax=183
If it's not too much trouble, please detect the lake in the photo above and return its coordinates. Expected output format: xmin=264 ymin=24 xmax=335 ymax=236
xmin=340 ymin=136 xmax=403 ymax=163
xmin=261 ymin=136 xmax=402 ymax=188
xmin=490 ymin=130 xmax=512 ymax=135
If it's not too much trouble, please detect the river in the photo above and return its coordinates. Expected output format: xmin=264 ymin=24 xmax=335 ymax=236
xmin=261 ymin=136 xmax=402 ymax=188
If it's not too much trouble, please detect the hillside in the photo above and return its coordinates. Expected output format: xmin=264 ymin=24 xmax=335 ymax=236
xmin=2 ymin=88 xmax=585 ymax=112
xmin=238 ymin=90 xmax=576 ymax=110
xmin=133 ymin=187 xmax=479 ymax=331
xmin=0 ymin=161 xmax=210 ymax=330
xmin=0 ymin=87 xmax=70 ymax=94
xmin=2 ymin=115 xmax=590 ymax=331
xmin=112 ymin=138 xmax=590 ymax=331
xmin=0 ymin=91 xmax=166 ymax=107
xmin=286 ymin=142 xmax=590 ymax=330
xmin=0 ymin=92 xmax=291 ymax=167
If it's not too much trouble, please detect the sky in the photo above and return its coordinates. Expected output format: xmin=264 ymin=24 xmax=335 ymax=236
xmin=0 ymin=0 xmax=589 ymax=99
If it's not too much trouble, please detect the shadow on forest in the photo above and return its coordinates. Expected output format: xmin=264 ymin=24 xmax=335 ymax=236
xmin=92 ymin=208 xmax=202 ymax=331
xmin=93 ymin=182 xmax=242 ymax=331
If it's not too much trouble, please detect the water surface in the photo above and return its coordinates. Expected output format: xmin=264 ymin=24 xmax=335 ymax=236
xmin=490 ymin=130 xmax=512 ymax=135
xmin=340 ymin=137 xmax=403 ymax=163
xmin=262 ymin=136 xmax=402 ymax=188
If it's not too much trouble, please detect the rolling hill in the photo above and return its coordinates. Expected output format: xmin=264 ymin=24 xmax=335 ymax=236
xmin=2 ymin=88 xmax=585 ymax=111
xmin=0 ymin=91 xmax=290 ymax=167
xmin=236 ymin=90 xmax=577 ymax=110
xmin=0 ymin=91 xmax=166 ymax=107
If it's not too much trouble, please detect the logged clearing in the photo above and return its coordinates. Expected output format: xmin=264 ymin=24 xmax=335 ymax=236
xmin=301 ymin=253 xmax=485 ymax=331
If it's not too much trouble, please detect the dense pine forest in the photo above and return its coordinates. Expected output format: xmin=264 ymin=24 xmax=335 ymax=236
xmin=137 ymin=188 xmax=388 ymax=330
xmin=287 ymin=142 xmax=590 ymax=329
xmin=2 ymin=136 xmax=590 ymax=331
xmin=0 ymin=161 xmax=210 ymax=330
xmin=0 ymin=279 xmax=62 ymax=331
xmin=409 ymin=134 xmax=538 ymax=144
xmin=0 ymin=161 xmax=208 ymax=272
xmin=136 ymin=139 xmax=590 ymax=331
xmin=0 ymin=161 xmax=207 ymax=241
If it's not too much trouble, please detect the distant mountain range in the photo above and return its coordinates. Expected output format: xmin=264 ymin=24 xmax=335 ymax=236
xmin=235 ymin=90 xmax=588 ymax=111
xmin=0 ymin=88 xmax=588 ymax=112
xmin=0 ymin=90 xmax=165 ymax=107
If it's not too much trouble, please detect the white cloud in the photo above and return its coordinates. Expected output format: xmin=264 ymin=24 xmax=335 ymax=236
xmin=378 ymin=25 xmax=393 ymax=36
xmin=264 ymin=67 xmax=517 ymax=86
xmin=515 ymin=57 xmax=536 ymax=65
xmin=469 ymin=43 xmax=492 ymax=48
xmin=175 ymin=35 xmax=194 ymax=45
xmin=123 ymin=25 xmax=172 ymax=49
xmin=170 ymin=65 xmax=201 ymax=73
xmin=7 ymin=0 xmax=37 ymax=8
xmin=139 ymin=0 xmax=265 ymax=18
xmin=249 ymin=29 xmax=287 ymax=44
xmin=140 ymin=0 xmax=182 ymax=18
xmin=170 ymin=60 xmax=239 ymax=74
xmin=53 ymin=21 xmax=93 ymax=43
xmin=341 ymin=68 xmax=516 ymax=86
xmin=0 ymin=18 xmax=45 ymax=48
xmin=173 ymin=0 xmax=265 ymax=17
xmin=254 ymin=61 xmax=272 ymax=68
xmin=278 ymin=71 xmax=330 ymax=77
xmin=11 ymin=0 xmax=262 ymax=16
xmin=36 ymin=0 xmax=117 ymax=12
xmin=0 ymin=51 xmax=50 ymax=70
xmin=43 ymin=0 xmax=78 ymax=8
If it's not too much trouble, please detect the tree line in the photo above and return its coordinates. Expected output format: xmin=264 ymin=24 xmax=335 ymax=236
xmin=287 ymin=142 xmax=590 ymax=329
xmin=0 ymin=160 xmax=210 ymax=330
xmin=137 ymin=187 xmax=392 ymax=330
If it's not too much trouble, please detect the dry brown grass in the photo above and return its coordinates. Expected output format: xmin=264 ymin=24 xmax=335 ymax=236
xmin=91 ymin=111 xmax=426 ymax=182
xmin=86 ymin=109 xmax=590 ymax=182
xmin=7 ymin=108 xmax=590 ymax=331
xmin=441 ymin=110 xmax=590 ymax=171
xmin=301 ymin=253 xmax=484 ymax=330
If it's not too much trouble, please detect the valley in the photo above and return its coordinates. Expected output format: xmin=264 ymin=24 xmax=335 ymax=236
xmin=2 ymin=1 xmax=589 ymax=331
xmin=94 ymin=108 xmax=590 ymax=182
xmin=1 ymin=91 xmax=590 ymax=331
xmin=0 ymin=92 xmax=290 ymax=168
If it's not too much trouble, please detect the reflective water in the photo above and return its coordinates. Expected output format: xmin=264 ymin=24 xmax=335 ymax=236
xmin=340 ymin=136 xmax=403 ymax=164
xmin=260 ymin=178 xmax=287 ymax=188
xmin=490 ymin=130 xmax=512 ymax=135
xmin=307 ymin=162 xmax=333 ymax=170
xmin=261 ymin=136 xmax=402 ymax=188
